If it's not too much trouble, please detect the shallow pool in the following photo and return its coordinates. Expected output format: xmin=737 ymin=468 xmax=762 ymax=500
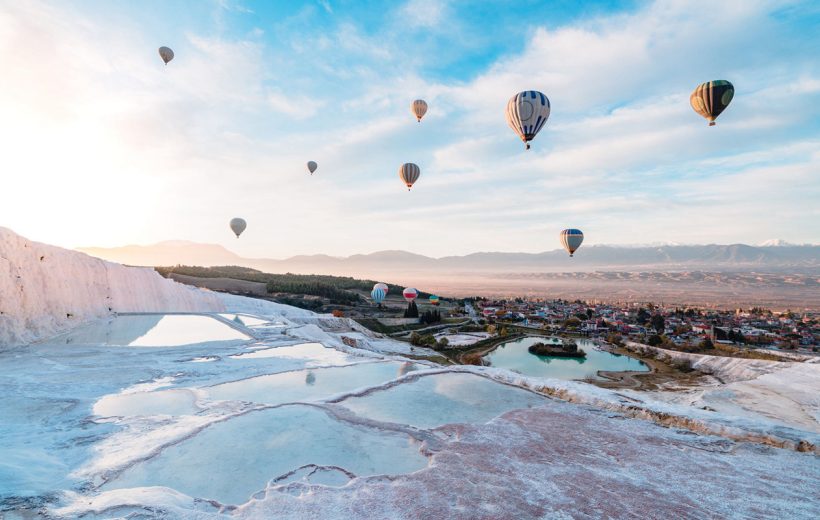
xmin=484 ymin=336 xmax=648 ymax=380
xmin=339 ymin=372 xmax=546 ymax=429
xmin=105 ymin=405 xmax=428 ymax=505
xmin=229 ymin=342 xmax=354 ymax=365
xmin=219 ymin=313 xmax=271 ymax=327
xmin=52 ymin=314 xmax=251 ymax=347
xmin=207 ymin=361 xmax=419 ymax=405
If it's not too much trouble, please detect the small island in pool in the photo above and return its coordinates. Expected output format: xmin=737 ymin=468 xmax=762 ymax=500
xmin=528 ymin=339 xmax=586 ymax=358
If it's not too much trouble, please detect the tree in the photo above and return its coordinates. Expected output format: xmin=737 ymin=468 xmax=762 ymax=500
xmin=564 ymin=317 xmax=581 ymax=329
xmin=673 ymin=324 xmax=691 ymax=336
xmin=606 ymin=333 xmax=624 ymax=346
xmin=647 ymin=334 xmax=663 ymax=346
xmin=699 ymin=337 xmax=714 ymax=350
xmin=650 ymin=314 xmax=665 ymax=333
xmin=637 ymin=307 xmax=650 ymax=325
xmin=498 ymin=326 xmax=508 ymax=337
xmin=586 ymin=308 xmax=594 ymax=319
xmin=404 ymin=301 xmax=419 ymax=318
xmin=437 ymin=337 xmax=449 ymax=349
xmin=409 ymin=332 xmax=422 ymax=346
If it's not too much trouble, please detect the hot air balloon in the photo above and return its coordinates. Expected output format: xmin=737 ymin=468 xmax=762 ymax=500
xmin=158 ymin=46 xmax=174 ymax=65
xmin=690 ymin=80 xmax=734 ymax=126
xmin=428 ymin=295 xmax=440 ymax=306
xmin=506 ymin=90 xmax=550 ymax=149
xmin=307 ymin=161 xmax=318 ymax=175
xmin=403 ymin=287 xmax=418 ymax=302
xmin=229 ymin=218 xmax=247 ymax=238
xmin=411 ymin=99 xmax=428 ymax=122
xmin=374 ymin=282 xmax=389 ymax=295
xmin=399 ymin=163 xmax=420 ymax=191
xmin=371 ymin=287 xmax=386 ymax=305
xmin=559 ymin=229 xmax=584 ymax=257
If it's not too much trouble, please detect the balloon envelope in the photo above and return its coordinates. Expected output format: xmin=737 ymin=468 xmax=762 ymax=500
xmin=690 ymin=80 xmax=734 ymax=126
xmin=411 ymin=99 xmax=428 ymax=122
xmin=374 ymin=282 xmax=389 ymax=295
xmin=429 ymin=295 xmax=440 ymax=306
xmin=399 ymin=163 xmax=420 ymax=191
xmin=371 ymin=287 xmax=386 ymax=304
xmin=506 ymin=90 xmax=550 ymax=149
xmin=230 ymin=218 xmax=247 ymax=238
xmin=158 ymin=46 xmax=174 ymax=65
xmin=307 ymin=161 xmax=318 ymax=174
xmin=402 ymin=287 xmax=418 ymax=302
xmin=559 ymin=229 xmax=584 ymax=257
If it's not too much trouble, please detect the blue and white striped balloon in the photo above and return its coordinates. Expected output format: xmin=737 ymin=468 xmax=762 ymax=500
xmin=506 ymin=90 xmax=550 ymax=150
xmin=371 ymin=287 xmax=386 ymax=305
xmin=559 ymin=228 xmax=584 ymax=257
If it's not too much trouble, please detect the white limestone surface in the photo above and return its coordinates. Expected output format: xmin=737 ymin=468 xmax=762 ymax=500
xmin=0 ymin=227 xmax=223 ymax=346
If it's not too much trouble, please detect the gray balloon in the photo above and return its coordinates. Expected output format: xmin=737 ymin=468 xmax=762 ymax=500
xmin=307 ymin=161 xmax=318 ymax=174
xmin=158 ymin=46 xmax=174 ymax=65
xmin=229 ymin=218 xmax=247 ymax=238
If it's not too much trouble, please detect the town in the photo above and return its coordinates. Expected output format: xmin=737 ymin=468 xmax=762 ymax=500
xmin=451 ymin=297 xmax=819 ymax=354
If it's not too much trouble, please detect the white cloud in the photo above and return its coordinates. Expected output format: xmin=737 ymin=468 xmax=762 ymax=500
xmin=0 ymin=0 xmax=817 ymax=257
xmin=398 ymin=0 xmax=450 ymax=29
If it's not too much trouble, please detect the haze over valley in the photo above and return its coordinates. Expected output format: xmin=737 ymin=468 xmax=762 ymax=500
xmin=79 ymin=240 xmax=820 ymax=309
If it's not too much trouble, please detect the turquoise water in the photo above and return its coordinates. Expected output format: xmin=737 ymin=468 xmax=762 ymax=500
xmin=106 ymin=405 xmax=427 ymax=505
xmin=207 ymin=361 xmax=419 ymax=405
xmin=339 ymin=372 xmax=546 ymax=429
xmin=485 ymin=336 xmax=648 ymax=380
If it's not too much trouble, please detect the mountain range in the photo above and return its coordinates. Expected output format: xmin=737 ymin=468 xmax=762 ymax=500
xmin=78 ymin=241 xmax=820 ymax=276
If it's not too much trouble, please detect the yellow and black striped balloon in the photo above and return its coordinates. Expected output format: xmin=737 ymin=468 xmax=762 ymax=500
xmin=398 ymin=163 xmax=420 ymax=191
xmin=411 ymin=99 xmax=428 ymax=122
xmin=690 ymin=80 xmax=734 ymax=126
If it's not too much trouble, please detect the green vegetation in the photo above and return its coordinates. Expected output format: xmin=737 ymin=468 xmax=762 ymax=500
xmin=155 ymin=265 xmax=418 ymax=305
xmin=419 ymin=309 xmax=441 ymax=325
xmin=650 ymin=314 xmax=665 ymax=333
xmin=647 ymin=334 xmax=664 ymax=346
xmin=404 ymin=301 xmax=419 ymax=318
xmin=606 ymin=333 xmax=624 ymax=346
xmin=408 ymin=332 xmax=451 ymax=350
xmin=563 ymin=317 xmax=582 ymax=329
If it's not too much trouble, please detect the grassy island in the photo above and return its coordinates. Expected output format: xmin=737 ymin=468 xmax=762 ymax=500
xmin=528 ymin=340 xmax=587 ymax=358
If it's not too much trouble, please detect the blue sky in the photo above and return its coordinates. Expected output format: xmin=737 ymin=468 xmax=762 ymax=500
xmin=0 ymin=0 xmax=818 ymax=257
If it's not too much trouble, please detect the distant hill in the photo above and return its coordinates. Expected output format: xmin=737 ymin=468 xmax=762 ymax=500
xmin=80 ymin=241 xmax=244 ymax=267
xmin=78 ymin=242 xmax=820 ymax=276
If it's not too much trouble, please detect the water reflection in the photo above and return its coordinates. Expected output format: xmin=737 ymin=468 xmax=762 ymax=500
xmin=219 ymin=314 xmax=270 ymax=327
xmin=105 ymin=405 xmax=427 ymax=505
xmin=206 ymin=362 xmax=414 ymax=405
xmin=49 ymin=315 xmax=251 ymax=347
xmin=397 ymin=361 xmax=417 ymax=377
xmin=340 ymin=372 xmax=546 ymax=429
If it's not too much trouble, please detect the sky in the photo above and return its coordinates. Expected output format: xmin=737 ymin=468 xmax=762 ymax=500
xmin=0 ymin=0 xmax=818 ymax=258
